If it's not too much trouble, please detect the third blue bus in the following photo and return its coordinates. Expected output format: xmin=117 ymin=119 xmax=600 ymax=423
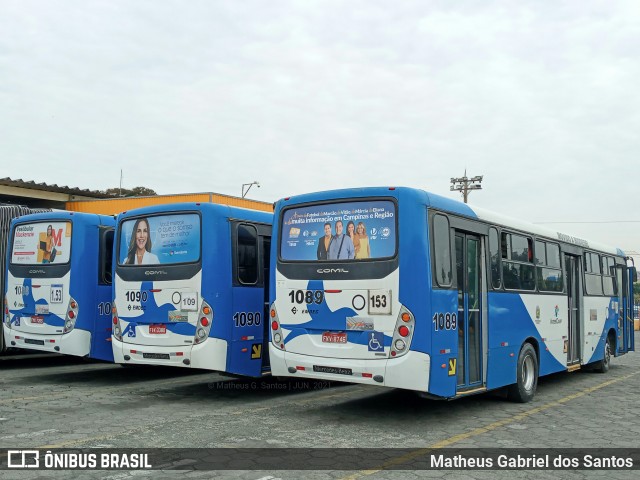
xmin=268 ymin=187 xmax=635 ymax=402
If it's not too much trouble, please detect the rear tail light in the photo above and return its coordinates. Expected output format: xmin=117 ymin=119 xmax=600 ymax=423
xmin=63 ymin=296 xmax=78 ymax=333
xmin=390 ymin=306 xmax=414 ymax=358
xmin=269 ymin=304 xmax=285 ymax=351
xmin=194 ymin=300 xmax=213 ymax=345
xmin=4 ymin=295 xmax=10 ymax=328
xmin=112 ymin=302 xmax=123 ymax=341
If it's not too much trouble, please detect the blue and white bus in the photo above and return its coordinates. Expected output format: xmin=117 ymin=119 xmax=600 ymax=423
xmin=112 ymin=203 xmax=273 ymax=376
xmin=4 ymin=211 xmax=115 ymax=361
xmin=269 ymin=187 xmax=635 ymax=402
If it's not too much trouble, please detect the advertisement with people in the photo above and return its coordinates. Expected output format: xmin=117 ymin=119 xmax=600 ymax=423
xmin=11 ymin=222 xmax=72 ymax=264
xmin=280 ymin=200 xmax=396 ymax=261
xmin=118 ymin=214 xmax=200 ymax=265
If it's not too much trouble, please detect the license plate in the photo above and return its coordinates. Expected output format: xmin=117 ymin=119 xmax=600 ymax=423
xmin=142 ymin=352 xmax=170 ymax=360
xmin=322 ymin=332 xmax=347 ymax=344
xmin=313 ymin=365 xmax=353 ymax=376
xmin=25 ymin=338 xmax=45 ymax=346
xmin=148 ymin=324 xmax=166 ymax=334
xmin=31 ymin=316 xmax=44 ymax=324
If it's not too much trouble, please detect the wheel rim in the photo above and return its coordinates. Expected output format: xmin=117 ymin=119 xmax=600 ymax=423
xmin=604 ymin=341 xmax=611 ymax=367
xmin=523 ymin=354 xmax=535 ymax=391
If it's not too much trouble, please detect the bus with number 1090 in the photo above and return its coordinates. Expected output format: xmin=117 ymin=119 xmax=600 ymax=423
xmin=268 ymin=187 xmax=635 ymax=402
xmin=112 ymin=203 xmax=272 ymax=376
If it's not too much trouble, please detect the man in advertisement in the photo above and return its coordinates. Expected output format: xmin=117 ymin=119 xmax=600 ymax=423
xmin=327 ymin=220 xmax=355 ymax=260
xmin=317 ymin=222 xmax=332 ymax=260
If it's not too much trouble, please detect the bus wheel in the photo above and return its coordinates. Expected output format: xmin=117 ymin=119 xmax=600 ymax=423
xmin=507 ymin=343 xmax=538 ymax=403
xmin=593 ymin=337 xmax=612 ymax=374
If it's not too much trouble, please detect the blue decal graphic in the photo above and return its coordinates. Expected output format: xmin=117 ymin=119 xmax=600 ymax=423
xmin=9 ymin=279 xmax=65 ymax=327
xmin=280 ymin=280 xmax=390 ymax=348
xmin=118 ymin=281 xmax=196 ymax=337
xmin=368 ymin=331 xmax=384 ymax=352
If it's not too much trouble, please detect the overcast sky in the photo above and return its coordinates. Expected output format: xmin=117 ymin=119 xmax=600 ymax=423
xmin=1 ymin=1 xmax=639 ymax=254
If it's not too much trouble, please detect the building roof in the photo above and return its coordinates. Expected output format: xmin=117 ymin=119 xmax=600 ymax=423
xmin=0 ymin=177 xmax=112 ymax=198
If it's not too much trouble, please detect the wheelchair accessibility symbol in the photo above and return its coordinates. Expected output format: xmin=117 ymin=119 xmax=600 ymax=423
xmin=368 ymin=331 xmax=384 ymax=352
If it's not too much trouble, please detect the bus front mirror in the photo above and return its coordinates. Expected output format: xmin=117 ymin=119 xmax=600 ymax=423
xmin=631 ymin=266 xmax=638 ymax=283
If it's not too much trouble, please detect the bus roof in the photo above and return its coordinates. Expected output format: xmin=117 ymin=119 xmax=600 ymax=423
xmin=276 ymin=187 xmax=624 ymax=257
xmin=115 ymin=202 xmax=273 ymax=224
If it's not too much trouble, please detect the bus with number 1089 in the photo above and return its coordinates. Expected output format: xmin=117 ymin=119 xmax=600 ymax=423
xmin=268 ymin=187 xmax=635 ymax=402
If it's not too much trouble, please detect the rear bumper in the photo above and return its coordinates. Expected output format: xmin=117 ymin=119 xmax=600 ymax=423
xmin=269 ymin=346 xmax=430 ymax=392
xmin=112 ymin=336 xmax=228 ymax=370
xmin=3 ymin=325 xmax=91 ymax=357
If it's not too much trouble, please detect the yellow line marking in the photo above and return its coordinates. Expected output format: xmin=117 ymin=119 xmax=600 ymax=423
xmin=341 ymin=370 xmax=640 ymax=479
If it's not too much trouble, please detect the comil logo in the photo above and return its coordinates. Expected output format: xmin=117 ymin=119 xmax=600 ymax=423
xmin=7 ymin=450 xmax=39 ymax=468
xmin=316 ymin=268 xmax=349 ymax=274
xmin=144 ymin=270 xmax=167 ymax=275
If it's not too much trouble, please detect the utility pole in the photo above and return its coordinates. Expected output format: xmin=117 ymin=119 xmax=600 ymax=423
xmin=450 ymin=170 xmax=483 ymax=203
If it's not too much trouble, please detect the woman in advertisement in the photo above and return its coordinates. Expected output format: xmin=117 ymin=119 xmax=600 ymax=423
xmin=41 ymin=224 xmax=54 ymax=263
xmin=125 ymin=218 xmax=159 ymax=265
xmin=354 ymin=222 xmax=370 ymax=259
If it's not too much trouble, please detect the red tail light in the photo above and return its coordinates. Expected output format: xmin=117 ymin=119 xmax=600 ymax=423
xmin=68 ymin=311 xmax=75 ymax=319
xmin=271 ymin=321 xmax=278 ymax=330
xmin=398 ymin=326 xmax=409 ymax=337
xmin=200 ymin=318 xmax=209 ymax=327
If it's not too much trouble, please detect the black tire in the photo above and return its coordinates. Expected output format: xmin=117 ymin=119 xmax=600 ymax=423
xmin=593 ymin=336 xmax=612 ymax=374
xmin=507 ymin=343 xmax=538 ymax=403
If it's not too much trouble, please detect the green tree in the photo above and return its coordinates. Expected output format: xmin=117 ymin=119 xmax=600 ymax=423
xmin=103 ymin=186 xmax=157 ymax=197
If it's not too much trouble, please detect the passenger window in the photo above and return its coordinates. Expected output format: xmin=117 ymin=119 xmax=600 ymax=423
xmin=237 ymin=224 xmax=258 ymax=284
xmin=501 ymin=232 xmax=535 ymax=291
xmin=584 ymin=252 xmax=603 ymax=296
xmin=535 ymin=241 xmax=563 ymax=292
xmin=489 ymin=228 xmax=501 ymax=289
xmin=432 ymin=214 xmax=452 ymax=287
xmin=99 ymin=229 xmax=114 ymax=286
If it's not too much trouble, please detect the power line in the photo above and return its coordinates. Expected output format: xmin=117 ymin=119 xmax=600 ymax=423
xmin=450 ymin=170 xmax=483 ymax=204
xmin=533 ymin=221 xmax=640 ymax=224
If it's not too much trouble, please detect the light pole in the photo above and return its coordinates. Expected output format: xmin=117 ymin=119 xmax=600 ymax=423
xmin=242 ymin=181 xmax=260 ymax=198
xmin=450 ymin=170 xmax=483 ymax=203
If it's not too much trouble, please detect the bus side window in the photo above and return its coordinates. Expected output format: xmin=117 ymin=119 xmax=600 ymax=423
xmin=432 ymin=214 xmax=452 ymax=287
xmin=489 ymin=227 xmax=501 ymax=289
xmin=99 ymin=228 xmax=114 ymax=285
xmin=237 ymin=224 xmax=258 ymax=285
xmin=584 ymin=251 xmax=603 ymax=296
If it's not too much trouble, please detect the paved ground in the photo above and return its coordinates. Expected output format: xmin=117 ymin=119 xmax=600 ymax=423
xmin=0 ymin=333 xmax=639 ymax=479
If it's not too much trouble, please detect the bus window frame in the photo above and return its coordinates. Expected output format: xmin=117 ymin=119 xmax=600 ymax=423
xmin=9 ymin=219 xmax=73 ymax=268
xmin=430 ymin=213 xmax=453 ymax=289
xmin=116 ymin=211 xmax=203 ymax=268
xmin=276 ymin=197 xmax=399 ymax=282
xmin=500 ymin=230 xmax=536 ymax=292
xmin=583 ymin=250 xmax=604 ymax=296
xmin=231 ymin=221 xmax=271 ymax=288
xmin=277 ymin=197 xmax=399 ymax=264
xmin=98 ymin=226 xmax=114 ymax=286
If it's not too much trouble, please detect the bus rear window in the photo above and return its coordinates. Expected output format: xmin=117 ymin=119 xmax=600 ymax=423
xmin=280 ymin=200 xmax=396 ymax=261
xmin=12 ymin=222 xmax=72 ymax=265
xmin=118 ymin=213 xmax=200 ymax=266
